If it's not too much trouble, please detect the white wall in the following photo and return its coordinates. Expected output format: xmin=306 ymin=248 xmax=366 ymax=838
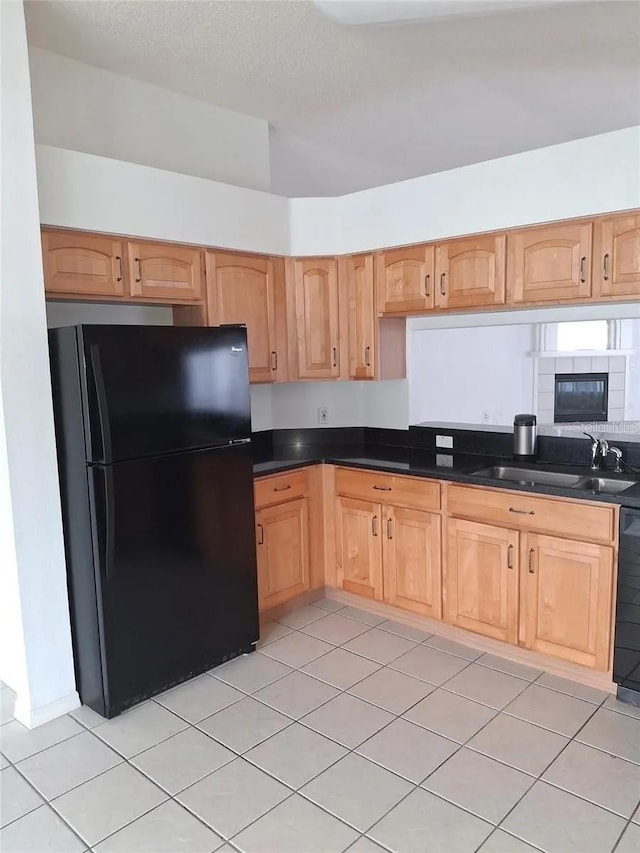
xmin=46 ymin=301 xmax=173 ymax=327
xmin=409 ymin=325 xmax=535 ymax=426
xmin=0 ymin=1 xmax=78 ymax=726
xmin=29 ymin=48 xmax=271 ymax=193
xmin=36 ymin=145 xmax=290 ymax=256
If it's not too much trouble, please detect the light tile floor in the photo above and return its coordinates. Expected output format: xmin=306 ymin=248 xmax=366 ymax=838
xmin=1 ymin=601 xmax=640 ymax=852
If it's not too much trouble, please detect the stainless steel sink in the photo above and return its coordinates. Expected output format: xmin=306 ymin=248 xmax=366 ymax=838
xmin=470 ymin=466 xmax=587 ymax=488
xmin=470 ymin=465 xmax=639 ymax=495
xmin=573 ymin=477 xmax=638 ymax=495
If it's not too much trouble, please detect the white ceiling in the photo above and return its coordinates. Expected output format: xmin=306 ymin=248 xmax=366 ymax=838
xmin=25 ymin=0 xmax=640 ymax=197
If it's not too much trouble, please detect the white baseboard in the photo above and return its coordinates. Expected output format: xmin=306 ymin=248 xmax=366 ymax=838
xmin=13 ymin=690 xmax=81 ymax=729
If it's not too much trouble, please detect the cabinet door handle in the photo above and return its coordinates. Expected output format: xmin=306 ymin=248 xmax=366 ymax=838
xmin=387 ymin=517 xmax=393 ymax=540
xmin=372 ymin=515 xmax=378 ymax=537
xmin=271 ymin=351 xmax=278 ymax=371
xmin=603 ymin=253 xmax=610 ymax=281
xmin=364 ymin=345 xmax=371 ymax=367
xmin=373 ymin=485 xmax=392 ymax=491
xmin=440 ymin=272 xmax=447 ymax=296
xmin=257 ymin=523 xmax=264 ymax=545
xmin=424 ymin=274 xmax=430 ymax=296
xmin=115 ymin=255 xmax=124 ymax=282
xmin=273 ymin=484 xmax=291 ymax=492
xmin=579 ymin=256 xmax=587 ymax=284
xmin=509 ymin=507 xmax=535 ymax=516
xmin=528 ymin=547 xmax=535 ymax=574
xmin=332 ymin=347 xmax=337 ymax=368
xmin=507 ymin=543 xmax=513 ymax=569
xmin=135 ymin=257 xmax=142 ymax=283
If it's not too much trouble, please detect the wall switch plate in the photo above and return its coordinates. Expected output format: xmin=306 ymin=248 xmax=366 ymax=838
xmin=436 ymin=434 xmax=454 ymax=449
xmin=318 ymin=407 xmax=328 ymax=424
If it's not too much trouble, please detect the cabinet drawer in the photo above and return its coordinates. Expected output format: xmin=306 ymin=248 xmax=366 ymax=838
xmin=254 ymin=469 xmax=309 ymax=508
xmin=447 ymin=484 xmax=615 ymax=544
xmin=335 ymin=468 xmax=440 ymax=511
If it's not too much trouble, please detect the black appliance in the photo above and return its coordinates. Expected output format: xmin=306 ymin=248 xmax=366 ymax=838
xmin=614 ymin=508 xmax=640 ymax=706
xmin=49 ymin=324 xmax=259 ymax=718
xmin=554 ymin=372 xmax=608 ymax=423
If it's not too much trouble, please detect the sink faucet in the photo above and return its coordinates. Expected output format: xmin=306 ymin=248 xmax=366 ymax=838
xmin=584 ymin=432 xmax=623 ymax=471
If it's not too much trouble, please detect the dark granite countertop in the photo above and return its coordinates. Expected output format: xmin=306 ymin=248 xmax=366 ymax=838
xmin=251 ymin=428 xmax=640 ymax=509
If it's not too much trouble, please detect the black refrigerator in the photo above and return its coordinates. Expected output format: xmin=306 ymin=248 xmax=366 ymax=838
xmin=49 ymin=324 xmax=259 ymax=718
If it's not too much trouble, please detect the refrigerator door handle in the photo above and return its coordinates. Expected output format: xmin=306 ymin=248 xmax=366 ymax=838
xmin=92 ymin=466 xmax=116 ymax=581
xmin=88 ymin=345 xmax=113 ymax=464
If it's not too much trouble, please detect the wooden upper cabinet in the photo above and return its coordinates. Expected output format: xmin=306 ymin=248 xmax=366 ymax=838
xmin=289 ymin=257 xmax=341 ymax=380
xmin=436 ymin=235 xmax=506 ymax=309
xmin=508 ymin=222 xmax=593 ymax=304
xmin=522 ymin=533 xmax=614 ymax=670
xmin=42 ymin=229 xmax=126 ymax=299
xmin=128 ymin=241 xmax=203 ymax=303
xmin=342 ymin=254 xmax=376 ymax=379
xmin=446 ymin=518 xmax=519 ymax=644
xmin=383 ymin=507 xmax=441 ymax=619
xmin=376 ymin=245 xmax=435 ymax=315
xmin=593 ymin=214 xmax=640 ymax=299
xmin=336 ymin=496 xmax=383 ymax=600
xmin=206 ymin=252 xmax=278 ymax=384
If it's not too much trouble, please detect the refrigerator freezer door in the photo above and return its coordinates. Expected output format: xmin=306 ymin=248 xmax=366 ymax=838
xmin=89 ymin=444 xmax=258 ymax=716
xmin=80 ymin=325 xmax=251 ymax=463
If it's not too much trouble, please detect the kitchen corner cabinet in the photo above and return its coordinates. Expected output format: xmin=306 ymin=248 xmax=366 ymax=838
xmin=288 ymin=257 xmax=341 ymax=380
xmin=335 ymin=468 xmax=442 ymax=617
xmin=508 ymin=221 xmax=593 ymax=304
xmin=446 ymin=518 xmax=519 ymax=644
xmin=41 ymin=229 xmax=126 ymax=299
xmin=127 ymin=241 xmax=203 ymax=303
xmin=522 ymin=533 xmax=614 ymax=670
xmin=593 ymin=214 xmax=640 ymax=300
xmin=376 ymin=244 xmax=435 ymax=315
xmin=206 ymin=252 xmax=282 ymax=384
xmin=340 ymin=254 xmax=406 ymax=381
xmin=254 ymin=470 xmax=310 ymax=611
xmin=435 ymin=234 xmax=506 ymax=310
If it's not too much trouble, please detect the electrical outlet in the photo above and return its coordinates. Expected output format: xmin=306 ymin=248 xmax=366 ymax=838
xmin=318 ymin=407 xmax=328 ymax=424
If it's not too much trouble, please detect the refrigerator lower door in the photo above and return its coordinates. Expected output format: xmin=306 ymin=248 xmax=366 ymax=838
xmin=88 ymin=444 xmax=258 ymax=716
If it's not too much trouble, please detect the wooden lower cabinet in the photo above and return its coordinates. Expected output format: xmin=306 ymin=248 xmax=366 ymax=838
xmin=383 ymin=506 xmax=441 ymax=619
xmin=255 ymin=498 xmax=309 ymax=611
xmin=335 ymin=496 xmax=383 ymax=600
xmin=522 ymin=533 xmax=614 ymax=670
xmin=446 ymin=518 xmax=519 ymax=644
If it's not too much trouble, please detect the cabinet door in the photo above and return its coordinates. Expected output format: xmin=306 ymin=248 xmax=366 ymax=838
xmin=508 ymin=222 xmax=593 ymax=304
xmin=593 ymin=215 xmax=640 ymax=299
xmin=343 ymin=254 xmax=376 ymax=379
xmin=522 ymin=533 xmax=613 ymax=670
xmin=446 ymin=518 xmax=519 ymax=643
xmin=436 ymin=234 xmax=506 ymax=309
xmin=128 ymin=241 xmax=203 ymax=303
xmin=291 ymin=258 xmax=340 ymax=379
xmin=42 ymin=229 xmax=125 ymax=299
xmin=255 ymin=499 xmax=309 ymax=611
xmin=383 ymin=506 xmax=442 ymax=619
xmin=207 ymin=252 xmax=277 ymax=384
xmin=376 ymin=245 xmax=435 ymax=315
xmin=336 ymin=497 xmax=383 ymax=600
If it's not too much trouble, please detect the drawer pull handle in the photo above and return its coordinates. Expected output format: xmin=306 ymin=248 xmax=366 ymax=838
xmin=135 ymin=257 xmax=142 ymax=283
xmin=257 ymin=523 xmax=264 ymax=545
xmin=509 ymin=507 xmax=535 ymax=515
xmin=424 ymin=274 xmax=430 ymax=296
xmin=332 ymin=347 xmax=337 ymax=368
xmin=115 ymin=255 xmax=124 ymax=282
xmin=273 ymin=484 xmax=292 ymax=492
xmin=373 ymin=485 xmax=392 ymax=491
xmin=528 ymin=547 xmax=535 ymax=574
xmin=579 ymin=256 xmax=587 ymax=284
xmin=507 ymin=543 xmax=513 ymax=569
xmin=440 ymin=272 xmax=447 ymax=296
xmin=271 ymin=351 xmax=278 ymax=371
xmin=372 ymin=515 xmax=378 ymax=537
xmin=387 ymin=518 xmax=393 ymax=540
xmin=603 ymin=253 xmax=610 ymax=281
xmin=364 ymin=345 xmax=371 ymax=367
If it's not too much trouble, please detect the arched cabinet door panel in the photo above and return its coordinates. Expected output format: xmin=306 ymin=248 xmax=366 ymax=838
xmin=376 ymin=245 xmax=435 ymax=315
xmin=42 ymin=229 xmax=125 ymax=299
xmin=128 ymin=241 xmax=203 ymax=303
xmin=436 ymin=234 xmax=506 ymax=309
xmin=594 ymin=215 xmax=640 ymax=299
